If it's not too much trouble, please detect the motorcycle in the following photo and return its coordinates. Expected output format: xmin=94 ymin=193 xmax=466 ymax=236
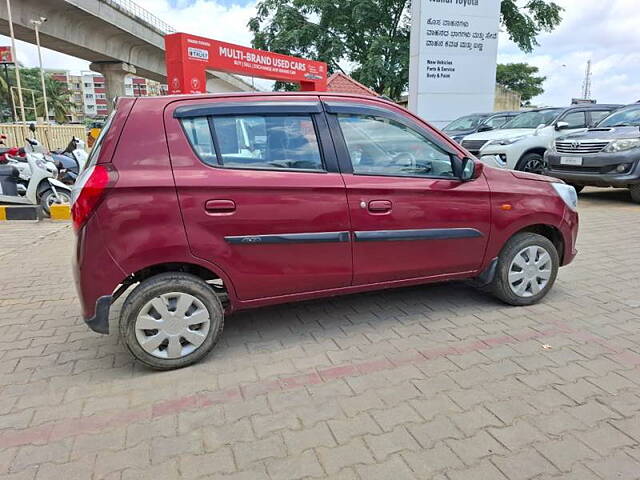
xmin=0 ymin=128 xmax=72 ymax=214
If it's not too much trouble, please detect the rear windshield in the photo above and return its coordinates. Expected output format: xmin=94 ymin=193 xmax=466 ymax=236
xmin=84 ymin=110 xmax=115 ymax=171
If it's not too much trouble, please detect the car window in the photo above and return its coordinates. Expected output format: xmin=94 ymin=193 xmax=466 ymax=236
xmin=502 ymin=109 xmax=563 ymax=129
xmin=337 ymin=114 xmax=455 ymax=178
xmin=182 ymin=117 xmax=217 ymax=165
xmin=590 ymin=110 xmax=612 ymax=125
xmin=443 ymin=114 xmax=486 ymax=132
xmin=597 ymin=106 xmax=640 ymax=127
xmin=183 ymin=115 xmax=324 ymax=171
xmin=484 ymin=115 xmax=509 ymax=129
xmin=560 ymin=111 xmax=587 ymax=129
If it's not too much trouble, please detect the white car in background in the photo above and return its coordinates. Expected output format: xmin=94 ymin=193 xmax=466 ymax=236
xmin=461 ymin=105 xmax=621 ymax=174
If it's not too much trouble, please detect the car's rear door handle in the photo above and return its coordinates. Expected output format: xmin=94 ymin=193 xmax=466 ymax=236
xmin=205 ymin=199 xmax=236 ymax=213
xmin=368 ymin=200 xmax=392 ymax=213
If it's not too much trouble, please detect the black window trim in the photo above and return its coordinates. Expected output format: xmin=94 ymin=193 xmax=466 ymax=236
xmin=174 ymin=101 xmax=323 ymax=118
xmin=180 ymin=109 xmax=338 ymax=174
xmin=323 ymin=101 xmax=462 ymax=180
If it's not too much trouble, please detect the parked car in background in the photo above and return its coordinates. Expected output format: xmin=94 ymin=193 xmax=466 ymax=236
xmin=443 ymin=111 xmax=520 ymax=143
xmin=462 ymin=104 xmax=622 ymax=173
xmin=72 ymin=92 xmax=579 ymax=369
xmin=545 ymin=103 xmax=640 ymax=203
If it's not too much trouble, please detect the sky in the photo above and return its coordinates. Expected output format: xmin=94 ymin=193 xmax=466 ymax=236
xmin=2 ymin=0 xmax=639 ymax=106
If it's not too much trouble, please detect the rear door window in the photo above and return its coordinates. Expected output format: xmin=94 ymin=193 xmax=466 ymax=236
xmin=182 ymin=114 xmax=324 ymax=172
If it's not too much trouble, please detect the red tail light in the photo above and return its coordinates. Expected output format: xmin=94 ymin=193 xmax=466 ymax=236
xmin=71 ymin=164 xmax=118 ymax=232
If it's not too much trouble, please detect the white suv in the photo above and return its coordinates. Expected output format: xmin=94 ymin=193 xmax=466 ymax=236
xmin=461 ymin=105 xmax=621 ymax=173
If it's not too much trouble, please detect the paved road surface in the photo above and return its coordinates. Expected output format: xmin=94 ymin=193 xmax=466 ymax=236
xmin=0 ymin=188 xmax=639 ymax=479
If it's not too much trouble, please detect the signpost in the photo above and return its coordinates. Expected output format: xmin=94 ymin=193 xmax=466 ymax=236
xmin=164 ymin=33 xmax=328 ymax=94
xmin=409 ymin=0 xmax=502 ymax=127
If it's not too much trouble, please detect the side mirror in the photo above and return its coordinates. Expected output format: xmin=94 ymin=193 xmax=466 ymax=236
xmin=477 ymin=124 xmax=494 ymax=132
xmin=457 ymin=157 xmax=481 ymax=181
xmin=555 ymin=121 xmax=570 ymax=131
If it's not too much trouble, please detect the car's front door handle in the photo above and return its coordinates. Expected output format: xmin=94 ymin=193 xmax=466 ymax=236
xmin=368 ymin=200 xmax=392 ymax=213
xmin=205 ymin=199 xmax=236 ymax=214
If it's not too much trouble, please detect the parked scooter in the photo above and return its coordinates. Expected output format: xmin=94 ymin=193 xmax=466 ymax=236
xmin=50 ymin=137 xmax=88 ymax=185
xmin=0 ymin=125 xmax=72 ymax=214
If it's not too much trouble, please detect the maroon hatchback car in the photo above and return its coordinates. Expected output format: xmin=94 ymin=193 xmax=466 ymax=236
xmin=72 ymin=92 xmax=579 ymax=369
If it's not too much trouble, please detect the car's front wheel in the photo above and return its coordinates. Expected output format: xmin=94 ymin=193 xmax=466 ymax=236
xmin=630 ymin=185 xmax=640 ymax=204
xmin=119 ymin=272 xmax=224 ymax=370
xmin=488 ymin=232 xmax=559 ymax=306
xmin=516 ymin=153 xmax=547 ymax=174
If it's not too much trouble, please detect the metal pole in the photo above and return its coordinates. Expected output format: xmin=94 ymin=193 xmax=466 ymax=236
xmin=6 ymin=0 xmax=25 ymax=123
xmin=3 ymin=64 xmax=14 ymax=122
xmin=32 ymin=19 xmax=50 ymax=123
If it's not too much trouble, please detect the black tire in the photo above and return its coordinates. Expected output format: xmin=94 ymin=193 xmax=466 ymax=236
xmin=516 ymin=152 xmax=547 ymax=174
xmin=630 ymin=185 xmax=640 ymax=204
xmin=569 ymin=184 xmax=584 ymax=194
xmin=487 ymin=232 xmax=559 ymax=306
xmin=119 ymin=272 xmax=224 ymax=370
xmin=39 ymin=189 xmax=71 ymax=216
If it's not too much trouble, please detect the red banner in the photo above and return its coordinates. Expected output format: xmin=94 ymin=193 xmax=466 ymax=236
xmin=0 ymin=46 xmax=13 ymax=64
xmin=165 ymin=32 xmax=327 ymax=94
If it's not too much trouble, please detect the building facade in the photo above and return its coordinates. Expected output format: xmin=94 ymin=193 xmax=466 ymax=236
xmin=51 ymin=70 xmax=168 ymax=122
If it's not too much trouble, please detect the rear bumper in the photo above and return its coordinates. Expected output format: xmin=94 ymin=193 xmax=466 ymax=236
xmin=73 ymin=215 xmax=125 ymax=334
xmin=545 ymin=151 xmax=640 ymax=187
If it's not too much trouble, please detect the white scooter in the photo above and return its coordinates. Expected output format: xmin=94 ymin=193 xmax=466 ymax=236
xmin=1 ymin=134 xmax=72 ymax=214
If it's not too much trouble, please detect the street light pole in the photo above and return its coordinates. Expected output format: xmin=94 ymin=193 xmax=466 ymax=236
xmin=5 ymin=0 xmax=26 ymax=123
xmin=31 ymin=17 xmax=50 ymax=123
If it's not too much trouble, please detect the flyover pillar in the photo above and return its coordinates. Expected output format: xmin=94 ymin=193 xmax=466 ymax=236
xmin=90 ymin=61 xmax=137 ymax=113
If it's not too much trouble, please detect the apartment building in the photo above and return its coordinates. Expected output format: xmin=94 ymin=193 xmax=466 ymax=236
xmin=51 ymin=70 xmax=167 ymax=122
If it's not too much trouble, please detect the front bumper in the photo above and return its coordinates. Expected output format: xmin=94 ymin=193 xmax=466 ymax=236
xmin=545 ymin=150 xmax=640 ymax=187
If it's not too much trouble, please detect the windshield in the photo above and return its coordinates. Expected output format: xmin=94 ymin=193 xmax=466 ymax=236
xmin=444 ymin=114 xmax=487 ymax=132
xmin=597 ymin=106 xmax=640 ymax=127
xmin=502 ymin=109 xmax=563 ymax=129
xmin=84 ymin=111 xmax=115 ymax=172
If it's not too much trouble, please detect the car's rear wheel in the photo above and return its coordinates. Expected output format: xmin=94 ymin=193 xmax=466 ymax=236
xmin=630 ymin=185 xmax=640 ymax=204
xmin=119 ymin=272 xmax=224 ymax=370
xmin=488 ymin=232 xmax=559 ymax=306
xmin=516 ymin=153 xmax=546 ymax=174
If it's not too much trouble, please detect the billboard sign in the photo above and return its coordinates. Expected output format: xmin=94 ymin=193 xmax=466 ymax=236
xmin=165 ymin=33 xmax=328 ymax=94
xmin=408 ymin=0 xmax=502 ymax=127
xmin=0 ymin=46 xmax=13 ymax=64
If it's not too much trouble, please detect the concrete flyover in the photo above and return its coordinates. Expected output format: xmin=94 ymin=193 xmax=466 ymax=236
xmin=0 ymin=0 xmax=254 ymax=111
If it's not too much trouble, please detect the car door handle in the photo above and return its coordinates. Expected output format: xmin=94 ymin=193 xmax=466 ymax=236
xmin=368 ymin=200 xmax=392 ymax=213
xmin=205 ymin=199 xmax=236 ymax=213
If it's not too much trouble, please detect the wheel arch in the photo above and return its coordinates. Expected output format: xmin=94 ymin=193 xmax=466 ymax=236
xmin=122 ymin=260 xmax=237 ymax=312
xmin=509 ymin=224 xmax=565 ymax=262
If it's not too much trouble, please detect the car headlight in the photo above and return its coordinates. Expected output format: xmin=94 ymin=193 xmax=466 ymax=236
xmin=603 ymin=138 xmax=640 ymax=153
xmin=486 ymin=136 xmax=527 ymax=147
xmin=552 ymin=183 xmax=578 ymax=212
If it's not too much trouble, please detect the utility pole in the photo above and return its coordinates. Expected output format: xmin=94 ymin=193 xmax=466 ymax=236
xmin=6 ymin=0 xmax=26 ymax=123
xmin=581 ymin=59 xmax=592 ymax=101
xmin=30 ymin=17 xmax=50 ymax=123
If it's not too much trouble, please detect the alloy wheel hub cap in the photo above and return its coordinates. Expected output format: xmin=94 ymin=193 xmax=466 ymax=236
xmin=508 ymin=245 xmax=552 ymax=298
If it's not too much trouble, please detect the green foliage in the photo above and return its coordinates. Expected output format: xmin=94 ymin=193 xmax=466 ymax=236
xmin=0 ymin=67 xmax=72 ymax=123
xmin=496 ymin=62 xmax=546 ymax=103
xmin=249 ymin=0 xmax=563 ymax=100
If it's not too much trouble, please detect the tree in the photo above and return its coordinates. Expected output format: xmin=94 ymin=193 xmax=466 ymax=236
xmin=249 ymin=0 xmax=563 ymax=100
xmin=36 ymin=77 xmax=73 ymax=123
xmin=0 ymin=67 xmax=72 ymax=122
xmin=496 ymin=63 xmax=546 ymax=103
